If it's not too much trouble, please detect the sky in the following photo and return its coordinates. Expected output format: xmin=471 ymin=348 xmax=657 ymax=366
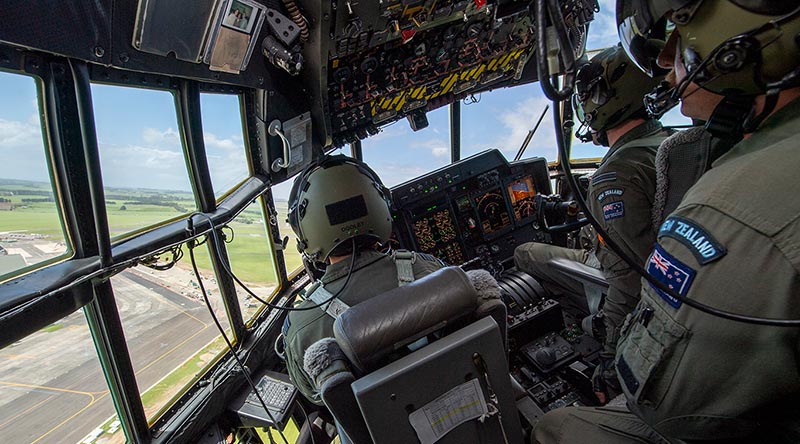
xmin=0 ymin=0 xmax=690 ymax=202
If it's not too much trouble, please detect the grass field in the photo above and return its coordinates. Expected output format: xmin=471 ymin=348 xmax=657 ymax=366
xmin=1 ymin=179 xmax=304 ymax=283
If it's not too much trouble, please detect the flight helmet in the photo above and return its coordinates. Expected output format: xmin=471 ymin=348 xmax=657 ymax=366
xmin=617 ymin=0 xmax=800 ymax=96
xmin=287 ymin=155 xmax=392 ymax=263
xmin=573 ymin=44 xmax=666 ymax=145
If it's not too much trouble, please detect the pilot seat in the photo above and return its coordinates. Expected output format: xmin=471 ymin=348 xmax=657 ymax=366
xmin=302 ymin=266 xmax=524 ymax=444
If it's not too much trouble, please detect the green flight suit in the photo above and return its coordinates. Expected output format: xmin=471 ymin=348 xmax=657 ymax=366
xmin=516 ymin=120 xmax=670 ymax=395
xmin=533 ymin=99 xmax=800 ymax=443
xmin=588 ymin=120 xmax=671 ymax=395
xmin=283 ymin=249 xmax=444 ymax=405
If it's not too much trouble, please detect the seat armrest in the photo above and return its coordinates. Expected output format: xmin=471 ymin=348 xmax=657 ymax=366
xmin=548 ymin=257 xmax=609 ymax=289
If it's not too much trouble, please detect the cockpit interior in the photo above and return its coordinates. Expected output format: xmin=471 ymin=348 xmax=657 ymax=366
xmin=0 ymin=1 xmax=621 ymax=443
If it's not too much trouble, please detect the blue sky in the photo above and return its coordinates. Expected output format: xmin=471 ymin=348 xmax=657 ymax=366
xmin=0 ymin=0 xmax=689 ymax=202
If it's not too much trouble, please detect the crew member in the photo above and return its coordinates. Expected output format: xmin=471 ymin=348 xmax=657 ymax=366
xmin=282 ymin=155 xmax=445 ymax=404
xmin=515 ymin=44 xmax=671 ymax=403
xmin=534 ymin=1 xmax=800 ymax=442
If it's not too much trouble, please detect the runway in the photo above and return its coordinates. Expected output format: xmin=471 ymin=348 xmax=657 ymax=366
xmin=0 ymin=268 xmax=228 ymax=443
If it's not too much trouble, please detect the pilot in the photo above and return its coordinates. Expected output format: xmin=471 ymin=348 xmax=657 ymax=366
xmin=515 ymin=44 xmax=671 ymax=403
xmin=281 ymin=155 xmax=445 ymax=405
xmin=533 ymin=1 xmax=800 ymax=443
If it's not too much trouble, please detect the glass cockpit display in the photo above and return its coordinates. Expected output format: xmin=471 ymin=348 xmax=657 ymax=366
xmin=411 ymin=205 xmax=465 ymax=264
xmin=508 ymin=176 xmax=537 ymax=221
xmin=473 ymin=188 xmax=511 ymax=235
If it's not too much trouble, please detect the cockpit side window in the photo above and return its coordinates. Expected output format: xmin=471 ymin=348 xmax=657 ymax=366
xmin=200 ymin=93 xmax=250 ymax=199
xmin=92 ymin=84 xmax=195 ymax=240
xmin=0 ymin=71 xmax=72 ymax=282
xmin=226 ymin=199 xmax=282 ymax=324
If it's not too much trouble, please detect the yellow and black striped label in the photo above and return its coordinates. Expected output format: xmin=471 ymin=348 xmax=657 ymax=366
xmin=369 ymin=48 xmax=526 ymax=116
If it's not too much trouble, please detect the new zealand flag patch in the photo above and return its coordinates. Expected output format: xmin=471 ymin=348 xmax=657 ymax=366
xmin=647 ymin=243 xmax=696 ymax=309
xmin=603 ymin=201 xmax=624 ymax=220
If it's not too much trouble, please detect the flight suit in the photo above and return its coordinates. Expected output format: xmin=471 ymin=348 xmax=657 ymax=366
xmin=587 ymin=119 xmax=671 ymax=395
xmin=533 ymin=99 xmax=800 ymax=443
xmin=516 ymin=120 xmax=670 ymax=395
xmin=283 ymin=249 xmax=444 ymax=405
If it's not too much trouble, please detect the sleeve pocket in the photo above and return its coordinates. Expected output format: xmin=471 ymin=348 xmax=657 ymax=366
xmin=615 ymin=299 xmax=691 ymax=409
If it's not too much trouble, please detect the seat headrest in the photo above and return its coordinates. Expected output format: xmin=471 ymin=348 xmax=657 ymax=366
xmin=333 ymin=266 xmax=478 ymax=372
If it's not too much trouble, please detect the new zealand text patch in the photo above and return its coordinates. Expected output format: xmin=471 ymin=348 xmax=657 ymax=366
xmin=658 ymin=216 xmax=726 ymax=265
xmin=646 ymin=243 xmax=696 ymax=309
xmin=596 ymin=188 xmax=624 ymax=202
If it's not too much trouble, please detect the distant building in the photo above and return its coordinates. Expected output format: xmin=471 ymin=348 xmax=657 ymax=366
xmin=0 ymin=202 xmax=13 ymax=211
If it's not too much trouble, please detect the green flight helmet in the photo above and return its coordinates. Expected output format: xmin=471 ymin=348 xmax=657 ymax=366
xmin=287 ymin=155 xmax=392 ymax=263
xmin=617 ymin=0 xmax=800 ymax=95
xmin=573 ymin=44 xmax=665 ymax=145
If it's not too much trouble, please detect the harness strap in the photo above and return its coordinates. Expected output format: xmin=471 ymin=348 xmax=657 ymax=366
xmin=392 ymin=249 xmax=417 ymax=287
xmin=307 ymin=284 xmax=350 ymax=319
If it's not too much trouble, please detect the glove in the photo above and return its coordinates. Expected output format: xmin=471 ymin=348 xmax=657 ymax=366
xmin=591 ymin=357 xmax=622 ymax=404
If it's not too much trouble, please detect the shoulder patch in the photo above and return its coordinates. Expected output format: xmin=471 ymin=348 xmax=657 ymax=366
xmin=596 ymin=187 xmax=624 ymax=202
xmin=658 ymin=216 xmax=727 ymax=265
xmin=591 ymin=172 xmax=617 ymax=186
xmin=646 ymin=243 xmax=696 ymax=309
xmin=602 ymin=201 xmax=625 ymax=220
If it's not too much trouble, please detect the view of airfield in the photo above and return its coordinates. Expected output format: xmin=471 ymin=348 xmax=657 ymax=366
xmin=0 ymin=178 xmax=292 ymax=443
xmin=0 ymin=76 xmax=298 ymax=443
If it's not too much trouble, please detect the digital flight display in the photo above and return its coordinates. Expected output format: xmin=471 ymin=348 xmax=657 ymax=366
xmin=507 ymin=176 xmax=537 ymax=221
xmin=474 ymin=188 xmax=511 ymax=235
xmin=410 ymin=205 xmax=465 ymax=264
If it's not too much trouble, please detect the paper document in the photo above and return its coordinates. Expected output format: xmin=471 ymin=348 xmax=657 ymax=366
xmin=408 ymin=378 xmax=488 ymax=444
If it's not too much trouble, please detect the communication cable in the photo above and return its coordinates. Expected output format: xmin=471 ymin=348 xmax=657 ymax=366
xmin=188 ymin=241 xmax=290 ymax=444
xmin=188 ymin=212 xmax=357 ymax=313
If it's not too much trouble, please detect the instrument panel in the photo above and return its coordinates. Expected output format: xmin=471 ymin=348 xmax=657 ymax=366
xmin=391 ymin=149 xmax=551 ymax=266
xmin=323 ymin=0 xmax=595 ymax=147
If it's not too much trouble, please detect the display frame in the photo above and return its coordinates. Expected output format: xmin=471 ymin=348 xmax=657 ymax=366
xmin=469 ymin=186 xmax=515 ymax=242
xmin=504 ymin=174 xmax=539 ymax=226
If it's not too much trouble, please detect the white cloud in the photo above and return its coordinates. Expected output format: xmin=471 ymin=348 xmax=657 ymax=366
xmin=204 ymin=132 xmax=242 ymax=151
xmin=0 ymin=118 xmax=42 ymax=148
xmin=411 ymin=138 xmax=450 ymax=158
xmin=494 ymin=95 xmax=559 ymax=161
xmin=372 ymin=163 xmax=429 ymax=188
xmin=102 ymin=144 xmax=183 ymax=169
xmin=142 ymin=127 xmax=180 ymax=145
xmin=587 ymin=0 xmax=620 ymax=51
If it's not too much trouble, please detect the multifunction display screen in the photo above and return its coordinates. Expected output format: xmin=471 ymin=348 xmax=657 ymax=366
xmin=411 ymin=205 xmax=464 ymax=264
xmin=473 ymin=188 xmax=511 ymax=235
xmin=507 ymin=176 xmax=537 ymax=221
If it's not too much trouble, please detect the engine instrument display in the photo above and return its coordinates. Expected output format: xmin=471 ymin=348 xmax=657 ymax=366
xmin=508 ymin=176 xmax=537 ymax=221
xmin=411 ymin=205 xmax=464 ymax=264
xmin=474 ymin=188 xmax=511 ymax=235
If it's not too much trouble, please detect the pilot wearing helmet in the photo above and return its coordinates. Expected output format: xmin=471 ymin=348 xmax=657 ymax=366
xmin=282 ymin=155 xmax=445 ymax=405
xmin=533 ymin=1 xmax=800 ymax=443
xmin=515 ymin=44 xmax=672 ymax=403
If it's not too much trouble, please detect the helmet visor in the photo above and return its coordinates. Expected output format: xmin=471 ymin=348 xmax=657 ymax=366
xmin=572 ymin=94 xmax=586 ymax=123
xmin=574 ymin=60 xmax=610 ymax=116
xmin=617 ymin=0 xmax=672 ymax=77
